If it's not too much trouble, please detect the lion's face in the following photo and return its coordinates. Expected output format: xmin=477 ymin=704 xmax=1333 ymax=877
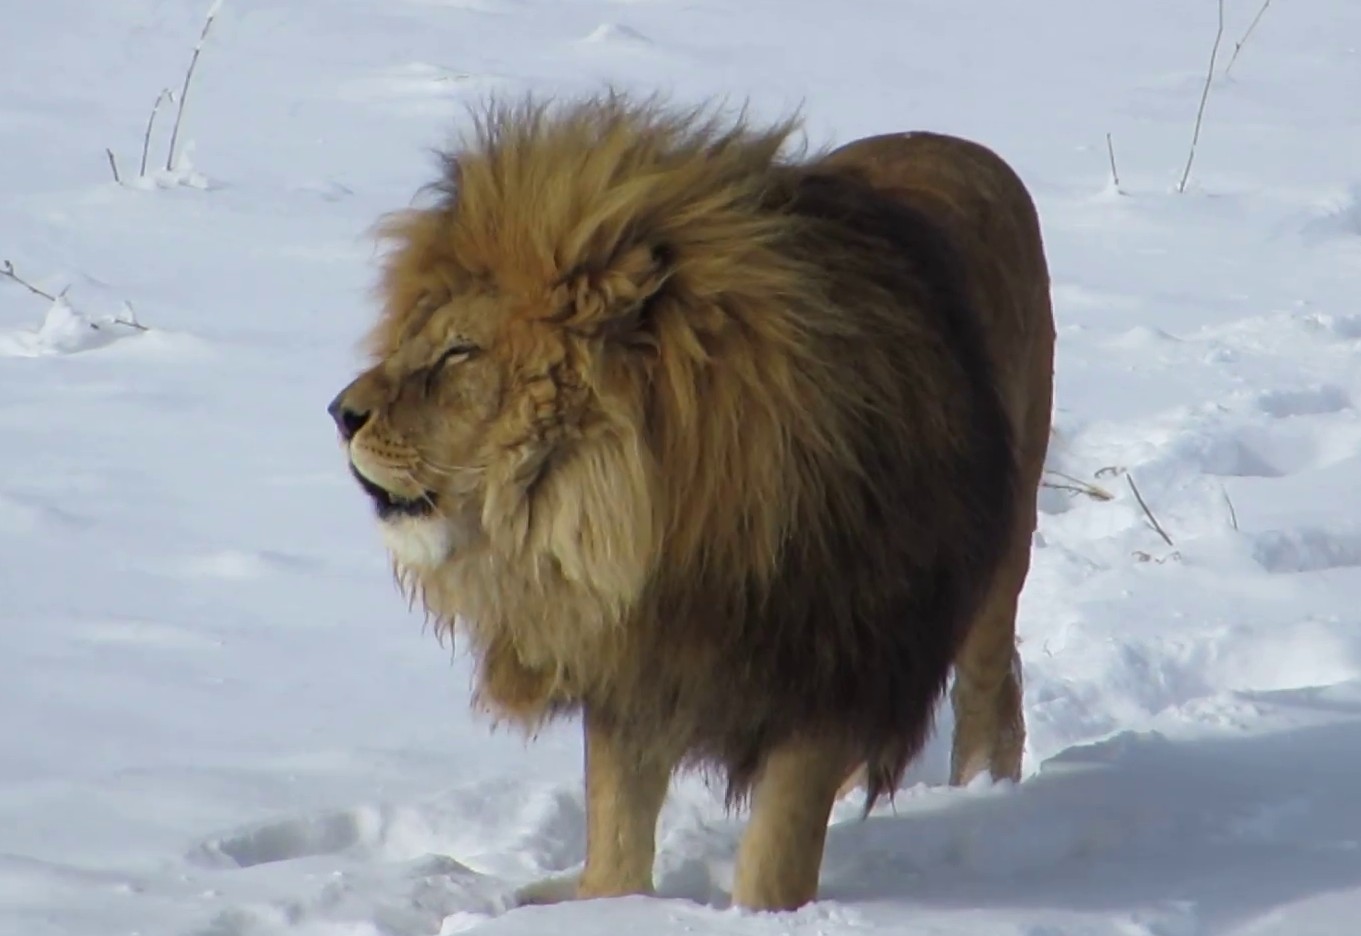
xmin=328 ymin=97 xmax=820 ymax=614
xmin=328 ymin=290 xmax=577 ymax=571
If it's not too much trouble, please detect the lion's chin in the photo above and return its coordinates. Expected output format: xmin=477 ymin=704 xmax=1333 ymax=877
xmin=349 ymin=465 xmax=437 ymax=521
xmin=380 ymin=515 xmax=458 ymax=570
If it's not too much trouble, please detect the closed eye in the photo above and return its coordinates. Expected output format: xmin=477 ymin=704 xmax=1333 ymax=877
xmin=437 ymin=342 xmax=479 ymax=367
xmin=424 ymin=342 xmax=479 ymax=393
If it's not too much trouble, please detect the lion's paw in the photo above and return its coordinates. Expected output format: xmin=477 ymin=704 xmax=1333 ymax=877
xmin=512 ymin=869 xmax=582 ymax=906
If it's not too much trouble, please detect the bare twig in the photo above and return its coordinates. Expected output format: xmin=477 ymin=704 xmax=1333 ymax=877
xmin=112 ymin=300 xmax=150 ymax=332
xmin=1 ymin=260 xmax=58 ymax=302
xmin=1043 ymin=470 xmax=1116 ymax=501
xmin=1105 ymin=132 xmax=1122 ymax=190
xmin=4 ymin=261 xmax=150 ymax=332
xmin=1222 ymin=484 xmax=1239 ymax=531
xmin=105 ymin=148 xmax=122 ymax=185
xmin=1224 ymin=0 xmax=1273 ymax=78
xmin=1177 ymin=0 xmax=1226 ymax=193
xmin=1127 ymin=474 xmax=1175 ymax=547
xmin=1043 ymin=481 xmax=1099 ymax=499
xmin=166 ymin=1 xmax=223 ymax=172
xmin=141 ymin=89 xmax=175 ymax=177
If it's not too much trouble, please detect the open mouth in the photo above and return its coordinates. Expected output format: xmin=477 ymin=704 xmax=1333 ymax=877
xmin=349 ymin=466 xmax=438 ymax=520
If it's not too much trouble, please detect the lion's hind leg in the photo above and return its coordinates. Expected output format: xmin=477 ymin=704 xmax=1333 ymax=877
xmin=950 ymin=353 xmax=1050 ymax=787
xmin=949 ymin=513 xmax=1034 ymax=786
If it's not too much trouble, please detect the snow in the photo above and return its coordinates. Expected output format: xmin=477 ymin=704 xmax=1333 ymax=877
xmin=3 ymin=1 xmax=1360 ymax=934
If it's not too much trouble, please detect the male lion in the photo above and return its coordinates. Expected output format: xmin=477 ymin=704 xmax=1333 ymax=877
xmin=328 ymin=94 xmax=1054 ymax=912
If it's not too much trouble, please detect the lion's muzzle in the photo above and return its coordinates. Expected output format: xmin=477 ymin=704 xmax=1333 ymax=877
xmin=327 ymin=382 xmax=438 ymax=521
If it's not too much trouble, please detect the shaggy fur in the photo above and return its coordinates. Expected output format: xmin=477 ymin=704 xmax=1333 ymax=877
xmin=329 ymin=93 xmax=1054 ymax=903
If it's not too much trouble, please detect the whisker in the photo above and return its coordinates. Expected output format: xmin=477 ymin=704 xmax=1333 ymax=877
xmin=414 ymin=462 xmax=460 ymax=479
xmin=416 ymin=457 xmax=480 ymax=477
xmin=395 ymin=467 xmax=441 ymax=510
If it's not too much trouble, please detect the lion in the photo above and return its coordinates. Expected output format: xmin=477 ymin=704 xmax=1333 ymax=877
xmin=327 ymin=93 xmax=1054 ymax=912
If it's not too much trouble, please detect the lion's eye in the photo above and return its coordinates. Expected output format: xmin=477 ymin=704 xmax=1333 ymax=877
xmin=424 ymin=342 xmax=479 ymax=394
xmin=436 ymin=342 xmax=479 ymax=368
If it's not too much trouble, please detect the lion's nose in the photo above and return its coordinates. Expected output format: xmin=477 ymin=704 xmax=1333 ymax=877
xmin=327 ymin=390 xmax=371 ymax=442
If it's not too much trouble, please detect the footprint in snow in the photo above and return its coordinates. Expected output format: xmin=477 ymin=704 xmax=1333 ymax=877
xmin=1181 ymin=416 xmax=1361 ymax=479
xmin=189 ymin=807 xmax=388 ymax=869
xmin=1253 ymin=384 xmax=1352 ymax=419
xmin=1301 ymin=185 xmax=1361 ymax=244
xmin=1302 ymin=311 xmax=1361 ymax=342
xmin=186 ymin=782 xmax=595 ymax=932
xmin=1250 ymin=528 xmax=1361 ymax=575
xmin=193 ymin=853 xmax=507 ymax=936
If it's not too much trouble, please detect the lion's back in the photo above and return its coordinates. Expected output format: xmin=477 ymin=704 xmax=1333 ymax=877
xmin=598 ymin=131 xmax=1054 ymax=803
xmin=818 ymin=131 xmax=1054 ymax=432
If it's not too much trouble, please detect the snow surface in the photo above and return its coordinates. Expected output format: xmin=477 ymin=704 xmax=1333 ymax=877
xmin=3 ymin=1 xmax=1361 ymax=934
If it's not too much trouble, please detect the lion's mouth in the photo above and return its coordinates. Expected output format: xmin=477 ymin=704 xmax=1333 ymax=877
xmin=349 ymin=466 xmax=438 ymax=520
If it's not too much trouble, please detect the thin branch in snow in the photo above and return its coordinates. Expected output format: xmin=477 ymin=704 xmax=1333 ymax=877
xmin=3 ymin=261 xmax=150 ymax=332
xmin=1177 ymin=0 xmax=1226 ymax=194
xmin=1224 ymin=0 xmax=1273 ymax=78
xmin=167 ymin=1 xmax=223 ymax=171
xmin=112 ymin=300 xmax=150 ymax=332
xmin=1106 ymin=132 xmax=1123 ymax=191
xmin=1222 ymin=485 xmax=1239 ymax=531
xmin=1127 ymin=474 xmax=1175 ymax=547
xmin=1043 ymin=470 xmax=1116 ymax=502
xmin=142 ymin=89 xmax=176 ymax=177
xmin=1 ymin=260 xmax=59 ymax=302
xmin=105 ymin=148 xmax=122 ymax=185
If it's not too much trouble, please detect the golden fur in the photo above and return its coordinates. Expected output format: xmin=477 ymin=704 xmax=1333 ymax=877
xmin=328 ymin=93 xmax=1055 ymax=910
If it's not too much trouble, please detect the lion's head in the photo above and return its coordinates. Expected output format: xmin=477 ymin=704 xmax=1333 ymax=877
xmin=328 ymin=96 xmax=839 ymax=645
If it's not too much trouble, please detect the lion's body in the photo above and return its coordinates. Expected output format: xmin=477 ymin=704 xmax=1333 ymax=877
xmin=329 ymin=96 xmax=1054 ymax=911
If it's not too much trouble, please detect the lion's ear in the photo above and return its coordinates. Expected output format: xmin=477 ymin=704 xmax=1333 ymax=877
xmin=562 ymin=244 xmax=675 ymax=338
xmin=483 ymin=427 xmax=657 ymax=615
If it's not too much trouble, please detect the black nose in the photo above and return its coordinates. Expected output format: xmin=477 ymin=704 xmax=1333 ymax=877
xmin=327 ymin=391 xmax=370 ymax=442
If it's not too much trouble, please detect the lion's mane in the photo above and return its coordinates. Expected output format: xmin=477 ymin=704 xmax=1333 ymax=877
xmin=371 ymin=95 xmax=1023 ymax=806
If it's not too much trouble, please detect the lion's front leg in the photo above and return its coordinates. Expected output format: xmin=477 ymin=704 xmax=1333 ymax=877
xmin=574 ymin=707 xmax=674 ymax=900
xmin=731 ymin=735 xmax=854 ymax=912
